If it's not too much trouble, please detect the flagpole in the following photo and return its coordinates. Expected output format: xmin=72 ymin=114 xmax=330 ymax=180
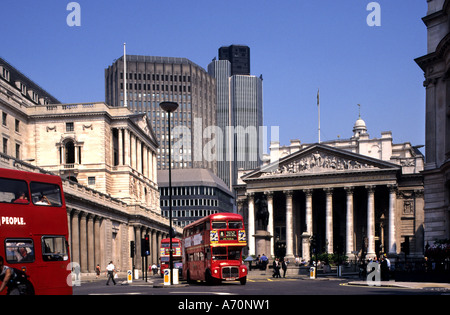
xmin=124 ymin=43 xmax=127 ymax=108
xmin=317 ymin=88 xmax=321 ymax=143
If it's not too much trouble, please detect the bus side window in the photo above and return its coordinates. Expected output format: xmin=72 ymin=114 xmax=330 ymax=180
xmin=0 ymin=178 xmax=29 ymax=204
xmin=5 ymin=239 xmax=35 ymax=263
xmin=30 ymin=182 xmax=62 ymax=207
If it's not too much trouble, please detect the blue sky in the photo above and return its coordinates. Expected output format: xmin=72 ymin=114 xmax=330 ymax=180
xmin=1 ymin=0 xmax=427 ymax=149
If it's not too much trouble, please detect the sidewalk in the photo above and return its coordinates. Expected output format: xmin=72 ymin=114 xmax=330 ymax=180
xmin=246 ymin=269 xmax=450 ymax=290
xmin=76 ymin=270 xmax=450 ymax=291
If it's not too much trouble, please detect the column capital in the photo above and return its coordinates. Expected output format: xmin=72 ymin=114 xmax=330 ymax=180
xmin=264 ymin=191 xmax=274 ymax=198
xmin=324 ymin=187 xmax=333 ymax=195
xmin=344 ymin=186 xmax=354 ymax=194
xmin=303 ymin=189 xmax=313 ymax=196
xmin=365 ymin=185 xmax=376 ymax=193
xmin=387 ymin=184 xmax=398 ymax=192
xmin=246 ymin=192 xmax=255 ymax=199
xmin=283 ymin=190 xmax=293 ymax=197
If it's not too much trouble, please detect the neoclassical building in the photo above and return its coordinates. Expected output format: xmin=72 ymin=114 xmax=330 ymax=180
xmin=236 ymin=117 xmax=425 ymax=263
xmin=0 ymin=57 xmax=180 ymax=275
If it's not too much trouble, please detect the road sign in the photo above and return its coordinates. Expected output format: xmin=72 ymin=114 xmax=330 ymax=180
xmin=127 ymin=270 xmax=132 ymax=283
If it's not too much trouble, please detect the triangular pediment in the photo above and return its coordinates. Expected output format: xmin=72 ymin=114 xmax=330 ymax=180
xmin=129 ymin=113 xmax=159 ymax=146
xmin=243 ymin=143 xmax=400 ymax=180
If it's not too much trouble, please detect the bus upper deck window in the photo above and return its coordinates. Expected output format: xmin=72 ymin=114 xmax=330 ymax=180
xmin=30 ymin=182 xmax=62 ymax=207
xmin=228 ymin=221 xmax=243 ymax=229
xmin=0 ymin=178 xmax=29 ymax=204
xmin=211 ymin=221 xmax=227 ymax=229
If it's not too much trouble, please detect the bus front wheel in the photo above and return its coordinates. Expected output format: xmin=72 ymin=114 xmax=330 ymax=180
xmin=239 ymin=276 xmax=247 ymax=285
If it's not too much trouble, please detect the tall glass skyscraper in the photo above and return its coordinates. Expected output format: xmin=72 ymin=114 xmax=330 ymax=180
xmin=208 ymin=54 xmax=263 ymax=189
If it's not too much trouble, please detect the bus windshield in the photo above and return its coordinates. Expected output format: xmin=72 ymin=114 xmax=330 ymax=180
xmin=212 ymin=246 xmax=242 ymax=261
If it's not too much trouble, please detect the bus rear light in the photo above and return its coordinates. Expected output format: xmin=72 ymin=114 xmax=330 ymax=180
xmin=21 ymin=267 xmax=27 ymax=273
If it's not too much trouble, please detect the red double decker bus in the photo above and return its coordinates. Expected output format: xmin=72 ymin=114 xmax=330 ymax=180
xmin=182 ymin=213 xmax=247 ymax=285
xmin=159 ymin=237 xmax=182 ymax=277
xmin=0 ymin=168 xmax=72 ymax=295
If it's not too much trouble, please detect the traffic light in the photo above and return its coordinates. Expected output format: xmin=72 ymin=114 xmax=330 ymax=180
xmin=141 ymin=234 xmax=150 ymax=256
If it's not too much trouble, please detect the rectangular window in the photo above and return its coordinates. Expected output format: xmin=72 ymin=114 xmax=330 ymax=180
xmin=0 ymin=177 xmax=29 ymax=203
xmin=88 ymin=177 xmax=95 ymax=185
xmin=42 ymin=236 xmax=69 ymax=261
xmin=66 ymin=122 xmax=74 ymax=132
xmin=30 ymin=182 xmax=62 ymax=207
xmin=5 ymin=239 xmax=35 ymax=263
xmin=15 ymin=143 xmax=20 ymax=159
xmin=2 ymin=137 xmax=7 ymax=154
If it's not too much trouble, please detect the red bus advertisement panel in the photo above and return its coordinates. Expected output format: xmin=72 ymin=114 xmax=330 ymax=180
xmin=0 ymin=168 xmax=72 ymax=295
xmin=182 ymin=213 xmax=247 ymax=285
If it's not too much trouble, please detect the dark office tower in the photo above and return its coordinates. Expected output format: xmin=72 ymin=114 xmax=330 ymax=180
xmin=218 ymin=45 xmax=250 ymax=76
xmin=105 ymin=55 xmax=217 ymax=173
xmin=208 ymin=58 xmax=263 ymax=190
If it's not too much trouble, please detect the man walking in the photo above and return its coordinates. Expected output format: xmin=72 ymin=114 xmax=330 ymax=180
xmin=106 ymin=261 xmax=116 ymax=285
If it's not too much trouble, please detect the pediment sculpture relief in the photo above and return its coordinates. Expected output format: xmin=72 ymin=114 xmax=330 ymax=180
xmin=262 ymin=151 xmax=377 ymax=176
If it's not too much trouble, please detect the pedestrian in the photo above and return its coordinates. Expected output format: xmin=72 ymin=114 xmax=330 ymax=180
xmin=272 ymin=258 xmax=281 ymax=278
xmin=380 ymin=254 xmax=389 ymax=281
xmin=151 ymin=263 xmax=158 ymax=275
xmin=281 ymin=258 xmax=287 ymax=278
xmin=260 ymin=253 xmax=268 ymax=271
xmin=95 ymin=264 xmax=101 ymax=279
xmin=106 ymin=261 xmax=116 ymax=285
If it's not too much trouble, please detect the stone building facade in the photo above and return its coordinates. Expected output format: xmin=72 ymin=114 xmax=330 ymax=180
xmin=236 ymin=117 xmax=425 ymax=264
xmin=0 ymin=57 xmax=180 ymax=276
xmin=415 ymin=0 xmax=450 ymax=243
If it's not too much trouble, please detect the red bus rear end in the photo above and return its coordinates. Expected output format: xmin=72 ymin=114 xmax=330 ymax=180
xmin=0 ymin=168 xmax=72 ymax=295
xmin=182 ymin=213 xmax=248 ymax=285
xmin=159 ymin=238 xmax=182 ymax=277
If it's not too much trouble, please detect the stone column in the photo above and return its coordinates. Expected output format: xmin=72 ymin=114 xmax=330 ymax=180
xmin=152 ymin=229 xmax=158 ymax=265
xmin=324 ymin=188 xmax=333 ymax=253
xmin=304 ymin=189 xmax=313 ymax=235
xmin=87 ymin=214 xmax=95 ymax=272
xmin=388 ymin=185 xmax=397 ymax=255
xmin=131 ymin=133 xmax=136 ymax=170
xmin=118 ymin=128 xmax=123 ymax=165
xmin=79 ymin=212 xmax=88 ymax=272
xmin=71 ymin=210 xmax=80 ymax=266
xmin=124 ymin=129 xmax=130 ymax=166
xmin=94 ymin=216 xmax=101 ymax=268
xmin=345 ymin=187 xmax=354 ymax=258
xmin=135 ymin=226 xmax=142 ymax=270
xmin=302 ymin=189 xmax=313 ymax=261
xmin=265 ymin=191 xmax=274 ymax=258
xmin=247 ymin=193 xmax=255 ymax=256
xmin=284 ymin=190 xmax=294 ymax=259
xmin=366 ymin=185 xmax=376 ymax=258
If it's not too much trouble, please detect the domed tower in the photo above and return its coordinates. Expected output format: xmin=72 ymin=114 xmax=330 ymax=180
xmin=352 ymin=104 xmax=367 ymax=138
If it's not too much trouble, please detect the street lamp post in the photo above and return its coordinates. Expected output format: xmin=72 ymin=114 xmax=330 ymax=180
xmin=160 ymin=101 xmax=178 ymax=285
